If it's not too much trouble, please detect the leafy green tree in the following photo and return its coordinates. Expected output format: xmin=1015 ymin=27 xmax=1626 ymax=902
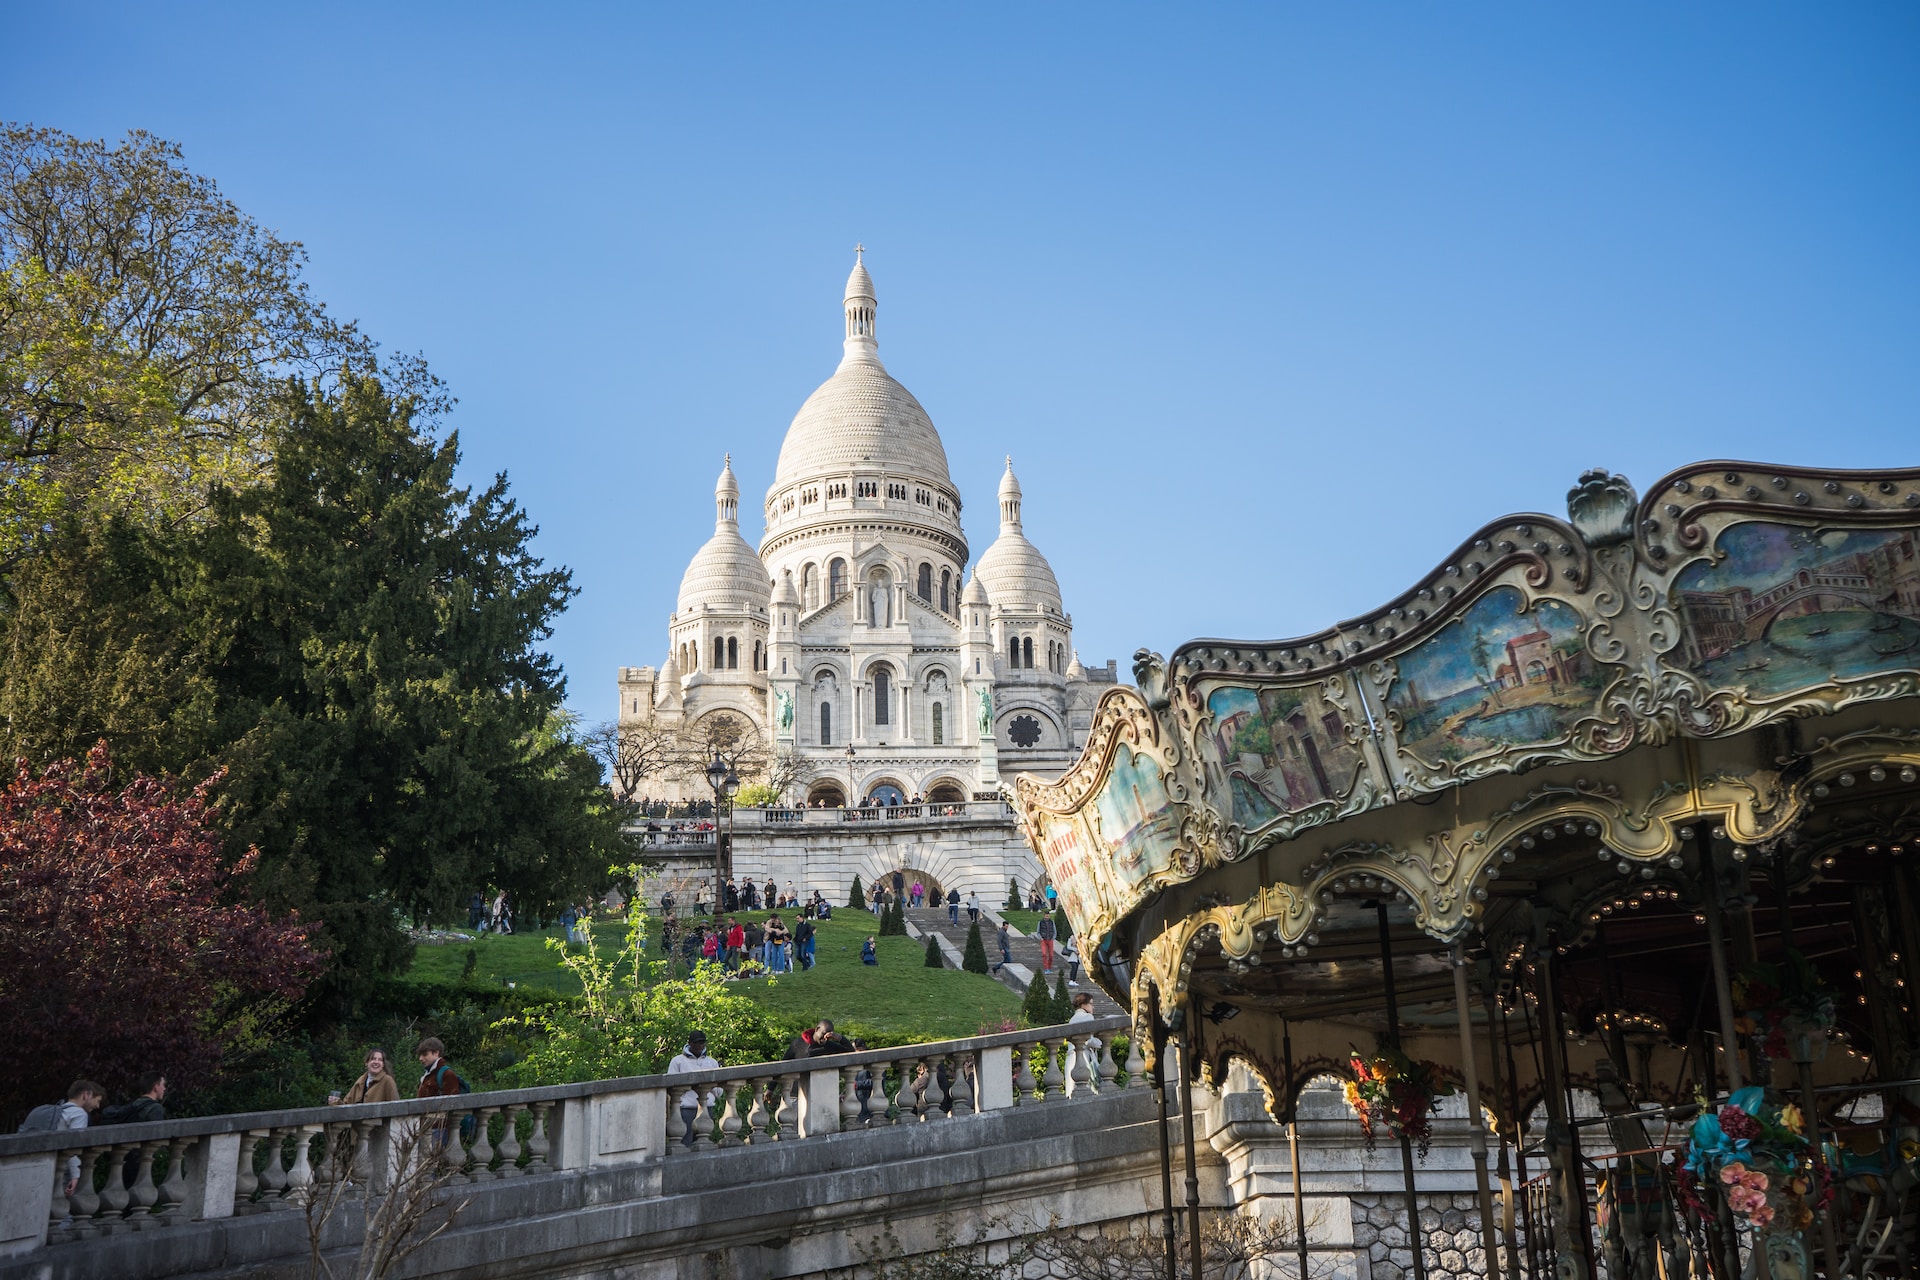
xmin=1050 ymin=968 xmax=1073 ymax=1024
xmin=0 ymin=124 xmax=445 ymax=563
xmin=923 ymin=932 xmax=944 ymax=968
xmin=848 ymin=874 xmax=864 ymax=909
xmin=961 ymin=921 xmax=990 ymax=974
xmin=1020 ymin=969 xmax=1053 ymax=1027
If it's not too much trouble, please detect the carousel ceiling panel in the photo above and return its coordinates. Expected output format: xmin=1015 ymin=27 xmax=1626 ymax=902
xmin=1012 ymin=461 xmax=1920 ymax=1019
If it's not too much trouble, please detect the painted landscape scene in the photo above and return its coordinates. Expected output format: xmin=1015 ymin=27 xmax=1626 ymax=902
xmin=1207 ymin=684 xmax=1366 ymax=829
xmin=1386 ymin=586 xmax=1606 ymax=767
xmin=1092 ymin=743 xmax=1180 ymax=891
xmin=1672 ymin=523 xmax=1920 ymax=698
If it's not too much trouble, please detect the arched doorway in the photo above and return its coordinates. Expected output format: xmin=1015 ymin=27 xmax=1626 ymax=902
xmin=866 ymin=781 xmax=906 ymax=806
xmin=807 ymin=780 xmax=846 ymax=807
xmin=926 ymin=779 xmax=966 ymax=805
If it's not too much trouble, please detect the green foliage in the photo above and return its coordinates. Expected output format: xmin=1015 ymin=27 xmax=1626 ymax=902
xmin=1050 ymin=967 xmax=1072 ymax=1024
xmin=848 ymin=874 xmax=864 ymax=909
xmin=1004 ymin=878 xmax=1021 ymax=911
xmin=460 ymin=948 xmax=478 ymax=982
xmin=961 ymin=921 xmax=990 ymax=974
xmin=923 ymin=932 xmax=944 ymax=968
xmin=884 ymin=898 xmax=910 ymax=936
xmin=1054 ymin=909 xmax=1073 ymax=944
xmin=733 ymin=782 xmax=780 ymax=808
xmin=1020 ymin=969 xmax=1054 ymax=1027
xmin=495 ymin=884 xmax=787 ymax=1084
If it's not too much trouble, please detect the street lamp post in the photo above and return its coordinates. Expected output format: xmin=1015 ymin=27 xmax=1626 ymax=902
xmin=705 ymin=753 xmax=738 ymax=917
xmin=845 ymin=743 xmax=856 ymax=810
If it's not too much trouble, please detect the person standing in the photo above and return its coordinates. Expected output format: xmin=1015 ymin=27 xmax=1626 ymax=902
xmin=666 ymin=1031 xmax=720 ymax=1147
xmin=1036 ymin=911 xmax=1057 ymax=972
xmin=724 ymin=916 xmax=745 ymax=969
xmin=764 ymin=915 xmax=791 ymax=972
xmin=795 ymin=915 xmax=817 ymax=970
xmin=1044 ymin=882 xmax=1058 ymax=912
xmin=467 ymin=892 xmax=485 ymax=930
xmin=1065 ymin=992 xmax=1101 ymax=1088
xmin=330 ymin=1050 xmax=400 ymax=1105
xmin=1061 ymin=937 xmax=1082 ymax=986
xmin=946 ymin=887 xmax=961 ymax=925
xmin=22 ymin=1081 xmax=103 ymax=1198
xmin=415 ymin=1038 xmax=463 ymax=1099
xmin=992 ymin=920 xmax=1012 ymax=974
xmin=101 ymin=1072 xmax=167 ymax=1125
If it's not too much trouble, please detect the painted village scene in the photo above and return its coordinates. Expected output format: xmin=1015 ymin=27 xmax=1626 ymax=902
xmin=1385 ymin=585 xmax=1607 ymax=767
xmin=1672 ymin=522 xmax=1920 ymax=697
xmin=1090 ymin=742 xmax=1180 ymax=892
xmin=1207 ymin=684 xmax=1368 ymax=829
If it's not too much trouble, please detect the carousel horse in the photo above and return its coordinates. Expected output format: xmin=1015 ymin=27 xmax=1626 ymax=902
xmin=1831 ymin=1054 xmax=1920 ymax=1278
xmin=1593 ymin=1059 xmax=1682 ymax=1280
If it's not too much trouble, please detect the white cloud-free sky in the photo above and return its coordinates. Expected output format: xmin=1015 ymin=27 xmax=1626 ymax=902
xmin=7 ymin=5 xmax=1917 ymax=717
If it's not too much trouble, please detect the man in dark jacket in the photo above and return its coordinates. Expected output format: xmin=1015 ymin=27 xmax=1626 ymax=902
xmin=795 ymin=916 xmax=816 ymax=970
xmin=101 ymin=1072 xmax=166 ymax=1126
xmin=808 ymin=1019 xmax=855 ymax=1056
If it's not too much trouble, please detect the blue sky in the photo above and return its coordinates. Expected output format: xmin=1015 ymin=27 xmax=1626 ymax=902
xmin=6 ymin=5 xmax=1917 ymax=720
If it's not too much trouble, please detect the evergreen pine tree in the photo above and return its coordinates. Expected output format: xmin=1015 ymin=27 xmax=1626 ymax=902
xmin=1051 ymin=966 xmax=1073 ymax=1023
xmin=961 ymin=920 xmax=990 ymax=974
xmin=1004 ymin=878 xmax=1021 ymax=911
xmin=849 ymin=875 xmax=864 ymax=909
xmin=1057 ymin=910 xmax=1074 ymax=945
xmin=1020 ymin=968 xmax=1054 ymax=1026
xmin=923 ymin=932 xmax=944 ymax=967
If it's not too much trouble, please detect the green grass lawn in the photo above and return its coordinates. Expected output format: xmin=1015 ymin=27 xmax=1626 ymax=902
xmin=400 ymin=910 xmax=1021 ymax=1046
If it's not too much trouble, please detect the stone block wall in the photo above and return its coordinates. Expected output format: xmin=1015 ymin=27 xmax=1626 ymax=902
xmin=1349 ymin=1193 xmax=1489 ymax=1280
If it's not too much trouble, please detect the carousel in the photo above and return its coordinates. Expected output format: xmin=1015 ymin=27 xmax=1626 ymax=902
xmin=1015 ymin=461 xmax=1920 ymax=1280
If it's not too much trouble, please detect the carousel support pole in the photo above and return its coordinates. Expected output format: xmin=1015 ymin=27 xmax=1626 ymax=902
xmin=1377 ymin=904 xmax=1430 ymax=1280
xmin=1892 ymin=866 xmax=1920 ymax=1040
xmin=1153 ymin=1014 xmax=1178 ymax=1280
xmin=1793 ymin=1054 xmax=1843 ymax=1280
xmin=1283 ymin=1020 xmax=1311 ymax=1280
xmin=1453 ymin=948 xmax=1503 ymax=1280
xmin=1531 ymin=920 xmax=1594 ymax=1280
xmin=1175 ymin=1009 xmax=1205 ymax=1280
xmin=1481 ymin=972 xmax=1521 ymax=1280
xmin=1700 ymin=840 xmax=1746 ymax=1094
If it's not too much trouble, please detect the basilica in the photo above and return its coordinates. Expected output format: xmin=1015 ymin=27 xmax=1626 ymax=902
xmin=616 ymin=253 xmax=1121 ymax=807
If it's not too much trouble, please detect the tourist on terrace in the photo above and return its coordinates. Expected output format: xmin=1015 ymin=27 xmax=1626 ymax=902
xmin=910 ymin=880 xmax=924 ymax=908
xmin=330 ymin=1050 xmax=399 ymax=1106
xmin=1066 ymin=992 xmax=1101 ymax=1087
xmin=993 ymin=921 xmax=1011 ymax=974
xmin=764 ymin=915 xmax=791 ymax=972
xmin=946 ymin=886 xmax=961 ymax=924
xmin=861 ymin=935 xmax=878 ymax=965
xmin=22 ymin=1080 xmax=103 ymax=1197
xmin=764 ymin=876 xmax=778 ymax=908
xmin=667 ymin=1031 xmax=719 ymax=1147
xmin=723 ymin=879 xmax=739 ymax=912
xmin=415 ymin=1038 xmax=463 ymax=1100
xmin=724 ymin=916 xmax=745 ymax=969
xmin=1036 ymin=911 xmax=1057 ymax=971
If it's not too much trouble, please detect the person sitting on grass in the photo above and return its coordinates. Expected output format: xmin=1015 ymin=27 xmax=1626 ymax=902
xmin=861 ymin=935 xmax=878 ymax=965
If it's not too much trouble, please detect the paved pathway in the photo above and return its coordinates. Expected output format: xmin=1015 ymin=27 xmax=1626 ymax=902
xmin=903 ymin=906 xmax=1126 ymax=1016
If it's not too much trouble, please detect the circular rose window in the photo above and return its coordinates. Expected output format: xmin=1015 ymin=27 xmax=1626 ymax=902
xmin=1007 ymin=714 xmax=1042 ymax=748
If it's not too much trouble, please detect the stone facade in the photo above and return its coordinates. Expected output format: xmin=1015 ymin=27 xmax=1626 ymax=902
xmin=616 ymin=254 xmax=1124 ymax=831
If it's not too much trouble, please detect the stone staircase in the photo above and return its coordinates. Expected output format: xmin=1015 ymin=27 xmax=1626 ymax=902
xmin=902 ymin=906 xmax=1126 ymax=1016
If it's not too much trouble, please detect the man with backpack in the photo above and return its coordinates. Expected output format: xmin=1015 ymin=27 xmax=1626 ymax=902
xmin=101 ymin=1073 xmax=167 ymax=1125
xmin=415 ymin=1038 xmax=465 ymax=1099
xmin=20 ymin=1080 xmax=104 ymax=1196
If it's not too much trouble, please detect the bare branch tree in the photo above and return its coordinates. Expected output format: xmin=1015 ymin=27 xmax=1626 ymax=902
xmin=583 ymin=718 xmax=680 ymax=806
xmin=668 ymin=711 xmax=767 ymax=789
xmin=762 ymin=744 xmax=816 ymax=804
xmin=302 ymin=1115 xmax=469 ymax=1280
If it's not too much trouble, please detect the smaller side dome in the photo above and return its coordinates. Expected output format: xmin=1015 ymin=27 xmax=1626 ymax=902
xmin=975 ymin=457 xmax=1063 ymax=613
xmin=1065 ymin=650 xmax=1087 ymax=681
xmin=677 ymin=455 xmax=772 ymax=615
xmin=774 ymin=569 xmax=800 ymax=607
xmin=962 ymin=570 xmax=990 ymax=607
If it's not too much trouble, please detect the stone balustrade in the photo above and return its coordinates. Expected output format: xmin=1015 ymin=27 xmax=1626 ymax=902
xmin=0 ymin=1016 xmax=1134 ymax=1264
xmin=753 ymin=800 xmax=1014 ymax=827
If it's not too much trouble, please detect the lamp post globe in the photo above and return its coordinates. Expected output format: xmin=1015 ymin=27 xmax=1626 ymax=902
xmin=705 ymin=752 xmax=728 ymax=916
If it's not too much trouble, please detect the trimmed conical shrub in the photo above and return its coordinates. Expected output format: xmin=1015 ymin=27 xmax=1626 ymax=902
xmin=1056 ymin=910 xmax=1073 ymax=944
xmin=924 ymin=932 xmax=945 ymax=967
xmin=1051 ymin=966 xmax=1073 ymax=1024
xmin=1021 ymin=968 xmax=1054 ymax=1027
xmin=962 ymin=920 xmax=990 ymax=974
xmin=848 ymin=875 xmax=865 ymax=909
xmin=1004 ymin=878 xmax=1021 ymax=911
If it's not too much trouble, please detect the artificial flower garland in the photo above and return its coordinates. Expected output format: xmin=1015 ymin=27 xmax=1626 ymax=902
xmin=1343 ymin=1048 xmax=1454 ymax=1157
xmin=1731 ymin=950 xmax=1836 ymax=1062
xmin=1672 ymin=1087 xmax=1831 ymax=1236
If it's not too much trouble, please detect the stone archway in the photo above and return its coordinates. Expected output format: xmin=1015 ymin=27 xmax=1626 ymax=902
xmin=806 ymin=780 xmax=846 ymax=807
xmin=925 ymin=779 xmax=967 ymax=804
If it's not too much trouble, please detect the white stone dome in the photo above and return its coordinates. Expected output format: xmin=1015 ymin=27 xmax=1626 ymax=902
xmin=770 ymin=255 xmax=955 ymax=495
xmin=678 ymin=457 xmax=772 ymax=614
xmin=975 ymin=457 xmax=1063 ymax=612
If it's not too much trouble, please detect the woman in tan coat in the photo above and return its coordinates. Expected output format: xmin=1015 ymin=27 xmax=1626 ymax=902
xmin=329 ymin=1048 xmax=401 ymax=1105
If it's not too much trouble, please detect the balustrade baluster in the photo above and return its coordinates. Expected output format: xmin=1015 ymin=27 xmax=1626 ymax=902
xmin=840 ymin=1064 xmax=864 ymax=1129
xmin=1095 ymin=1037 xmax=1119 ymax=1091
xmin=665 ymin=1093 xmax=688 ymax=1155
xmin=47 ymin=1156 xmax=71 ymax=1243
xmin=744 ymin=1080 xmax=771 ymax=1143
xmin=284 ymin=1126 xmax=321 ymax=1207
xmin=1123 ymin=1033 xmax=1146 ymax=1088
xmin=157 ymin=1136 xmax=192 ymax=1221
xmin=924 ymin=1056 xmax=948 ymax=1120
xmin=439 ymin=1110 xmax=471 ymax=1182
xmin=468 ymin=1107 xmax=499 ymax=1180
xmin=68 ymin=1148 xmax=104 ymax=1237
xmin=774 ymin=1073 xmax=799 ymax=1139
xmin=1013 ymin=1043 xmax=1037 ymax=1104
xmin=234 ymin=1130 xmax=266 ymax=1212
xmin=498 ymin=1105 xmax=525 ymax=1175
xmin=716 ymin=1088 xmax=743 ymax=1148
xmin=526 ymin=1103 xmax=552 ymax=1171
xmin=1066 ymin=1034 xmax=1094 ymax=1096
xmin=892 ymin=1057 xmax=918 ymax=1122
xmin=949 ymin=1051 xmax=976 ymax=1117
xmin=258 ymin=1129 xmax=290 ymax=1208
xmin=1039 ymin=1038 xmax=1067 ymax=1101
xmin=127 ymin=1141 xmax=162 ymax=1226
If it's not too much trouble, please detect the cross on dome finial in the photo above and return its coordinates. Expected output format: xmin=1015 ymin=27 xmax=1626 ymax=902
xmin=854 ymin=243 xmax=865 ymax=263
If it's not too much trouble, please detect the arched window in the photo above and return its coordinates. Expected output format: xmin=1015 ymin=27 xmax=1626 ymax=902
xmin=753 ymin=640 xmax=762 ymax=670
xmin=713 ymin=637 xmax=725 ymax=668
xmin=727 ymin=636 xmax=738 ymax=669
xmin=1023 ymin=637 xmax=1034 ymax=669
xmin=873 ymin=667 xmax=891 ymax=726
xmin=820 ymin=702 xmax=832 ymax=745
xmin=829 ymin=559 xmax=847 ymax=599
xmin=1008 ymin=635 xmax=1020 ymax=668
xmin=802 ymin=564 xmax=818 ymax=610
xmin=940 ymin=569 xmax=951 ymax=613
xmin=917 ymin=563 xmax=932 ymax=600
xmin=932 ymin=702 xmax=944 ymax=745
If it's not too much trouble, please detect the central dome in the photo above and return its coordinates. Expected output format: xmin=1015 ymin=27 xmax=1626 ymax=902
xmin=769 ymin=255 xmax=955 ymax=495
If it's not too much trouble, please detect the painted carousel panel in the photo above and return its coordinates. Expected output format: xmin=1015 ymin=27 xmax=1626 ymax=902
xmin=1671 ymin=521 xmax=1920 ymax=699
xmin=1031 ymin=809 xmax=1110 ymax=942
xmin=1384 ymin=585 xmax=1608 ymax=770
xmin=1204 ymin=683 xmax=1368 ymax=830
xmin=1087 ymin=741 xmax=1181 ymax=895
